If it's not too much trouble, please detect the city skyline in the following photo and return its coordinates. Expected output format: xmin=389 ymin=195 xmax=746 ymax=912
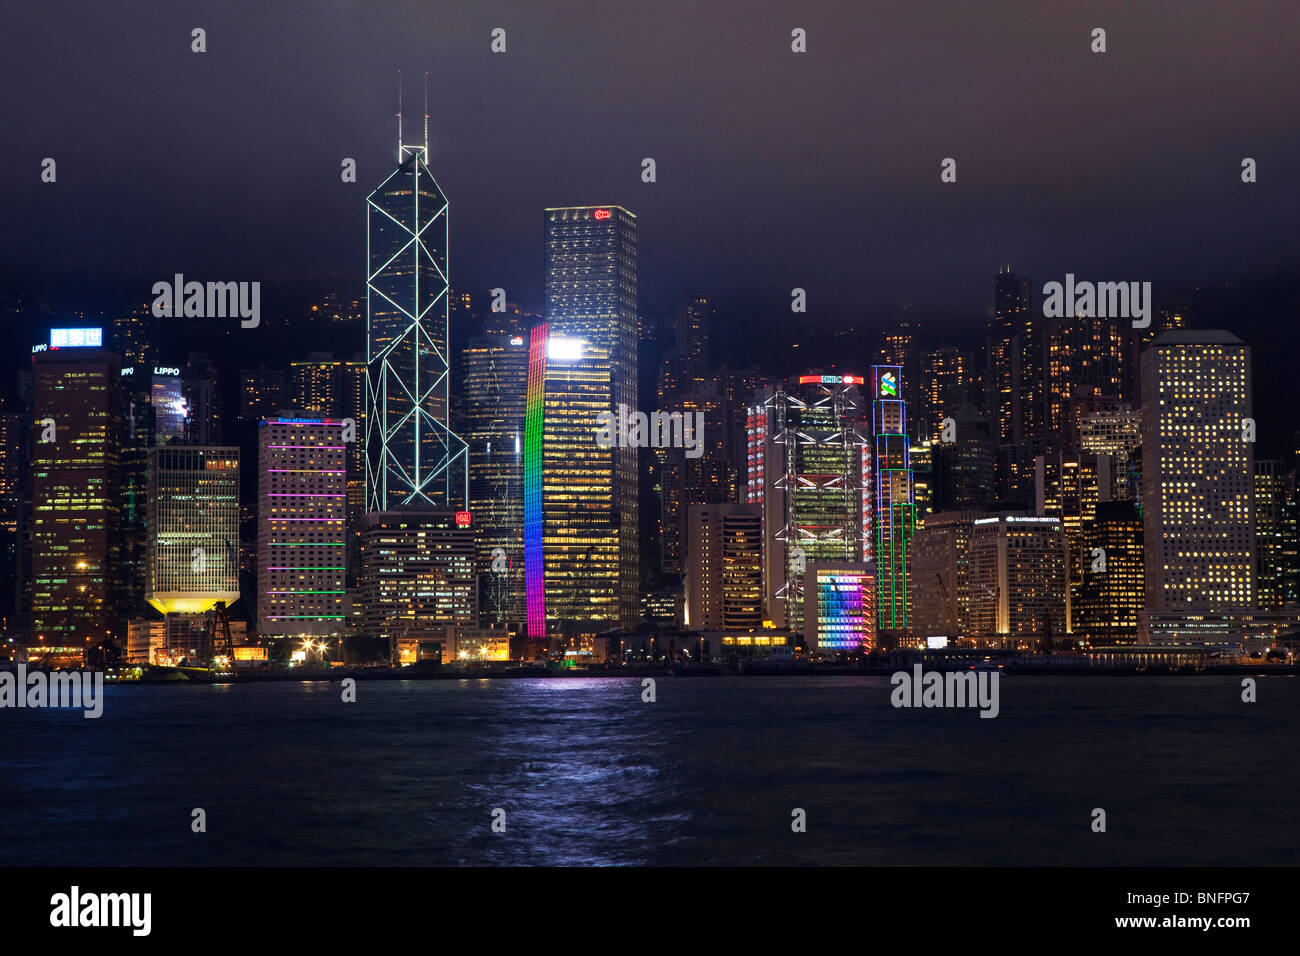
xmin=4 ymin=267 xmax=1296 ymax=658
xmin=0 ymin=5 xmax=1295 ymax=664
xmin=3 ymin=2 xmax=1298 ymax=901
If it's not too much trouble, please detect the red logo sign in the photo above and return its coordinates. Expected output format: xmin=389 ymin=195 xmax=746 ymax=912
xmin=594 ymin=209 xmax=611 ymax=220
xmin=455 ymin=511 xmax=472 ymax=527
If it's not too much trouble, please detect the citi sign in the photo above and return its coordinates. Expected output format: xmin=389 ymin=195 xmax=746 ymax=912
xmin=593 ymin=209 xmax=611 ymax=220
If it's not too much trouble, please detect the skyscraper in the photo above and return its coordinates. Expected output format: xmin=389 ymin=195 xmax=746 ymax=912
xmin=658 ymin=385 xmax=728 ymax=574
xmin=1045 ymin=314 xmax=1128 ymax=449
xmin=289 ymin=351 xmax=366 ymax=541
xmin=359 ymin=509 xmax=476 ymax=650
xmin=1141 ymin=330 xmax=1255 ymax=613
xmin=1077 ymin=499 xmax=1143 ymax=643
xmin=932 ymin=402 xmax=995 ymax=512
xmin=658 ymin=294 xmax=712 ymax=402
xmin=524 ymin=321 xmax=623 ymax=637
xmin=878 ymin=321 xmax=923 ymax=441
xmin=920 ymin=346 xmax=971 ymax=443
xmin=150 ymin=367 xmax=187 ymax=444
xmin=30 ymin=336 xmax=121 ymax=648
xmin=967 ymin=515 xmax=1068 ymax=646
xmin=908 ymin=510 xmax=983 ymax=639
xmin=182 ymin=353 xmax=222 ymax=445
xmin=1080 ymin=404 xmax=1141 ymax=502
xmin=146 ymin=446 xmax=240 ymax=615
xmin=462 ymin=332 xmax=528 ymax=625
xmin=803 ymin=561 xmax=877 ymax=655
xmin=987 ymin=267 xmax=1034 ymax=446
xmin=871 ymin=365 xmax=917 ymax=633
xmin=111 ymin=309 xmax=157 ymax=371
xmin=685 ymin=502 xmax=763 ymax=631
xmin=257 ymin=417 xmax=348 ymax=638
xmin=1253 ymin=459 xmax=1290 ymax=612
xmin=364 ymin=126 xmax=468 ymax=513
xmin=240 ymin=368 xmax=289 ymax=421
xmin=527 ymin=205 xmax=639 ymax=635
xmin=747 ymin=374 xmax=871 ymax=632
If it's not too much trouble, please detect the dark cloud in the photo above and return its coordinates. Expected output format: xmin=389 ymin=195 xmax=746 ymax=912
xmin=0 ymin=0 xmax=1296 ymax=322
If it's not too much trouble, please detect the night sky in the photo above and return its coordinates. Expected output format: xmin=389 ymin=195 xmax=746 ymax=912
xmin=2 ymin=1 xmax=1297 ymax=326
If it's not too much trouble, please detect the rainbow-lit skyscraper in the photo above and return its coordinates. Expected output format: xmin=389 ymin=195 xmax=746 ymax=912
xmin=522 ymin=318 xmax=625 ymax=639
xmin=523 ymin=324 xmax=548 ymax=637
xmin=522 ymin=207 xmax=638 ymax=640
xmin=871 ymin=365 xmax=916 ymax=633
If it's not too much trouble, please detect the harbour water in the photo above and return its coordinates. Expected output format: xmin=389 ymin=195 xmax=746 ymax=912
xmin=2 ymin=675 xmax=1294 ymax=866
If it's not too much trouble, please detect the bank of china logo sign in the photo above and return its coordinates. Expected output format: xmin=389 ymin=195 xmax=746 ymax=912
xmin=879 ymin=371 xmax=898 ymax=397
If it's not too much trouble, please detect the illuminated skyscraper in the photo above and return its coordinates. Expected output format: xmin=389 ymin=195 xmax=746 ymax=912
xmin=1046 ymin=314 xmax=1128 ymax=448
xmin=239 ymin=368 xmax=288 ymax=421
xmin=30 ymin=334 xmax=121 ymax=647
xmin=0 ymin=404 xmax=22 ymax=534
xmin=1077 ymin=499 xmax=1143 ymax=643
xmin=463 ymin=332 xmax=528 ymax=625
xmin=658 ymin=294 xmax=712 ymax=403
xmin=1036 ymin=452 xmax=1087 ymax=597
xmin=878 ymin=321 xmax=923 ymax=440
xmin=803 ymin=561 xmax=877 ymax=654
xmin=1253 ymin=459 xmax=1290 ymax=611
xmin=871 ymin=365 xmax=917 ymax=632
xmin=658 ymin=385 xmax=728 ymax=574
xmin=146 ymin=446 xmax=240 ymax=615
xmin=257 ymin=418 xmax=348 ymax=638
xmin=967 ymin=515 xmax=1068 ymax=646
xmin=150 ymin=367 xmax=187 ymax=444
xmin=747 ymin=374 xmax=871 ymax=632
xmin=111 ymin=308 xmax=156 ymax=371
xmin=685 ymin=502 xmax=763 ymax=631
xmin=291 ymin=353 xmax=346 ymax=416
xmin=290 ymin=352 xmax=366 ymax=545
xmin=1080 ymin=404 xmax=1141 ymax=502
xmin=524 ymin=206 xmax=638 ymax=635
xmin=1140 ymin=331 xmax=1255 ymax=612
xmin=364 ymin=118 xmax=468 ymax=513
xmin=987 ymin=267 xmax=1035 ymax=446
xmin=359 ymin=509 xmax=476 ymax=646
xmin=920 ymin=346 xmax=971 ymax=443
xmin=523 ymin=321 xmax=624 ymax=637
xmin=182 ymin=353 xmax=222 ymax=445
xmin=909 ymin=440 xmax=934 ymax=517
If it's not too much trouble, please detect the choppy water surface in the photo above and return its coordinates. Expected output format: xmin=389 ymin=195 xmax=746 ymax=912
xmin=2 ymin=675 xmax=1294 ymax=865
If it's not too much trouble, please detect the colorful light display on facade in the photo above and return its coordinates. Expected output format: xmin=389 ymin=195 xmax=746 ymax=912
xmin=524 ymin=323 xmax=547 ymax=638
xmin=871 ymin=365 xmax=916 ymax=631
